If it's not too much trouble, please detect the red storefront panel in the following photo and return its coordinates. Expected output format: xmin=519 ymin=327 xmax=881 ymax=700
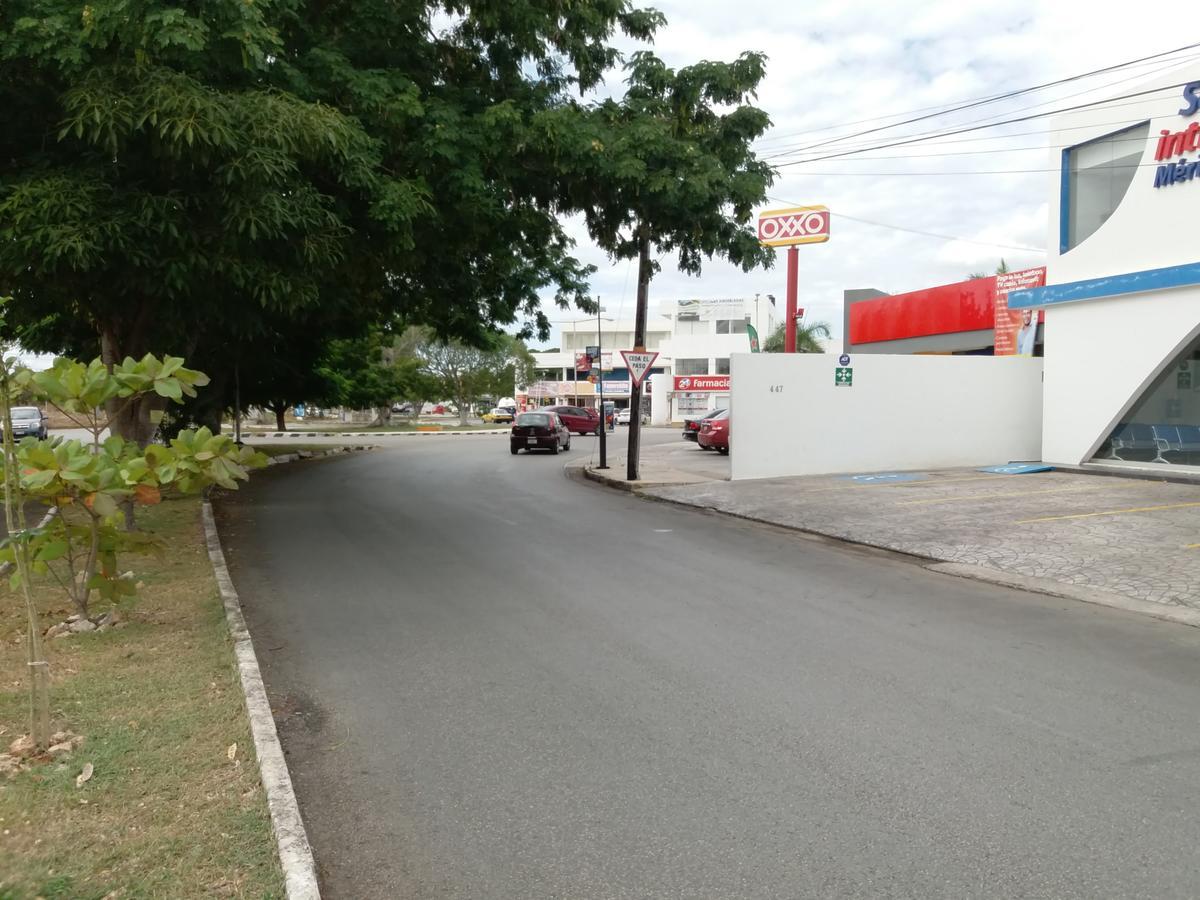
xmin=850 ymin=277 xmax=997 ymax=344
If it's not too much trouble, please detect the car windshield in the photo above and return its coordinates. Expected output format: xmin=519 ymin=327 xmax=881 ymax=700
xmin=710 ymin=410 xmax=729 ymax=420
xmin=11 ymin=407 xmax=39 ymax=420
xmin=517 ymin=413 xmax=550 ymax=426
xmin=704 ymin=408 xmax=726 ymax=419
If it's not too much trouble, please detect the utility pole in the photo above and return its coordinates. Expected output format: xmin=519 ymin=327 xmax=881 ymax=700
xmin=627 ymin=228 xmax=652 ymax=481
xmin=597 ymin=298 xmax=608 ymax=469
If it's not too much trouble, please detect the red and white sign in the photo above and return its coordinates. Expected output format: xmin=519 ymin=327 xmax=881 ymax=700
xmin=621 ymin=350 xmax=659 ymax=387
xmin=673 ymin=375 xmax=730 ymax=392
xmin=757 ymin=206 xmax=830 ymax=247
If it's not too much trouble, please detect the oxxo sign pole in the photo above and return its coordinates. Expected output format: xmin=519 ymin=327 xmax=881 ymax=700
xmin=757 ymin=206 xmax=831 ymax=352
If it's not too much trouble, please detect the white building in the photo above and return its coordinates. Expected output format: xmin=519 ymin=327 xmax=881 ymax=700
xmin=1009 ymin=64 xmax=1200 ymax=472
xmin=521 ymin=297 xmax=779 ymax=422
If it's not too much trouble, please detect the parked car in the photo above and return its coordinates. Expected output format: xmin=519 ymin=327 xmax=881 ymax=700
xmin=616 ymin=408 xmax=646 ymax=425
xmin=4 ymin=406 xmax=48 ymax=440
xmin=697 ymin=409 xmax=730 ymax=454
xmin=683 ymin=408 xmax=725 ymax=444
xmin=546 ymin=405 xmax=601 ymax=435
xmin=481 ymin=407 xmax=515 ymax=424
xmin=510 ymin=411 xmax=570 ymax=454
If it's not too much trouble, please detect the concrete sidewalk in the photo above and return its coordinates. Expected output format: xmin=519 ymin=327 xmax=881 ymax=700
xmin=581 ymin=436 xmax=730 ymax=489
xmin=588 ymin=446 xmax=1200 ymax=622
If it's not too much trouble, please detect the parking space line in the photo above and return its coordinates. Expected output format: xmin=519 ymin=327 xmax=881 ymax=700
xmin=896 ymin=482 xmax=1145 ymax=506
xmin=1186 ymin=543 xmax=1200 ymax=549
xmin=1017 ymin=501 xmax=1200 ymax=524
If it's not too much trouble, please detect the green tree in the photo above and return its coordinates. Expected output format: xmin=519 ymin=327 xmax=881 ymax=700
xmin=967 ymin=259 xmax=1011 ymax=279
xmin=421 ymin=336 xmax=534 ymax=427
xmin=0 ymin=1 xmax=665 ymax=440
xmin=552 ymin=50 xmax=776 ymax=477
xmin=763 ymin=320 xmax=832 ymax=353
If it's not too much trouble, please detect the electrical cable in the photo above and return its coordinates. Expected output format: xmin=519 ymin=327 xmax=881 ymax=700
xmin=764 ymin=196 xmax=1045 ymax=254
xmin=773 ymin=81 xmax=1193 ymax=168
xmin=752 ymin=45 xmax=1200 ymax=148
xmin=760 ymin=42 xmax=1200 ymax=157
xmin=761 ymin=56 xmax=1199 ymax=161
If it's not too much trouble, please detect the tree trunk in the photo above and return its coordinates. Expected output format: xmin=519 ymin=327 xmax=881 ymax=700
xmin=99 ymin=306 xmax=162 ymax=448
xmin=268 ymin=402 xmax=288 ymax=432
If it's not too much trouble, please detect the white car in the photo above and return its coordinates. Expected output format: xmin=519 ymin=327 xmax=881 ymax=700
xmin=616 ymin=408 xmax=644 ymax=425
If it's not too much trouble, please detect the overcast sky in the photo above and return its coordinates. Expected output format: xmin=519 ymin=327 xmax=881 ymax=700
xmin=528 ymin=0 xmax=1194 ymax=346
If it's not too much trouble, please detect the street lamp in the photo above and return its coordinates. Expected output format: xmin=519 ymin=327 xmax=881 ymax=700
xmin=595 ymin=303 xmax=612 ymax=469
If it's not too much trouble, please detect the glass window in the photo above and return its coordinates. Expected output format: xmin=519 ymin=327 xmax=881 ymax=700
xmin=1065 ymin=121 xmax=1149 ymax=251
xmin=715 ymin=358 xmax=730 ymax=375
xmin=714 ymin=319 xmax=748 ymax=335
xmin=1096 ymin=335 xmax=1200 ymax=465
xmin=517 ymin=413 xmax=550 ymax=426
xmin=676 ymin=358 xmax=709 ymax=376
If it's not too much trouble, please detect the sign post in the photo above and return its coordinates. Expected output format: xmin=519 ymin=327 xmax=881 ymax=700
xmin=757 ymin=205 xmax=830 ymax=353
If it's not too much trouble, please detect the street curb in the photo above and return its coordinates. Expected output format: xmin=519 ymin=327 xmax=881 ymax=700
xmin=926 ymin=562 xmax=1200 ymax=628
xmin=255 ymin=429 xmax=508 ymax=439
xmin=581 ymin=465 xmax=703 ymax=492
xmin=264 ymin=446 xmax=378 ymax=466
xmin=202 ymin=502 xmax=321 ymax=900
xmin=584 ymin=468 xmax=1200 ymax=630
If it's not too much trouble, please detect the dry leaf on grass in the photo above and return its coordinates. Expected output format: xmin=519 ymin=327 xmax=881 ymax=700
xmin=76 ymin=762 xmax=94 ymax=787
xmin=226 ymin=742 xmax=237 ymax=762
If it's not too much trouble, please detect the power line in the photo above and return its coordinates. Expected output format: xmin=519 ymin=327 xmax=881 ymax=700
xmin=765 ymin=197 xmax=1045 ymax=254
xmin=761 ymin=57 xmax=1199 ymax=161
xmin=774 ymin=81 xmax=1191 ymax=168
xmin=763 ymin=42 xmax=1200 ymax=158
xmin=751 ymin=46 xmax=1200 ymax=148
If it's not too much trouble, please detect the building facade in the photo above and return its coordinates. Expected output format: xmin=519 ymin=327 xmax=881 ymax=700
xmin=1011 ymin=65 xmax=1200 ymax=470
xmin=521 ymin=297 xmax=777 ymax=421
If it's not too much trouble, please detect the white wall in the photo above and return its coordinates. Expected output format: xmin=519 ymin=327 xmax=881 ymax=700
xmin=1042 ymin=288 xmax=1200 ymax=463
xmin=1038 ymin=63 xmax=1200 ymax=463
xmin=731 ymin=354 xmax=1044 ymax=480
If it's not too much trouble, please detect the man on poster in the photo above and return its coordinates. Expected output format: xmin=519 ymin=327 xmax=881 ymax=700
xmin=994 ymin=267 xmax=1046 ymax=357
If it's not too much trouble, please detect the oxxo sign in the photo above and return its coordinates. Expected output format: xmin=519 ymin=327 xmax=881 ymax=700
xmin=1153 ymin=81 xmax=1200 ymax=189
xmin=757 ymin=206 xmax=831 ymax=247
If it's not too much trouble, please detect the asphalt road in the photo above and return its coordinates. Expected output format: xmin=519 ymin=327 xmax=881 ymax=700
xmin=216 ymin=432 xmax=1200 ymax=899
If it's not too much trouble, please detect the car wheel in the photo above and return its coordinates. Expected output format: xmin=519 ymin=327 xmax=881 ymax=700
xmin=564 ymin=437 xmax=571 ymax=451
xmin=510 ymin=445 xmax=519 ymax=455
xmin=551 ymin=440 xmax=559 ymax=454
xmin=718 ymin=446 xmax=729 ymax=455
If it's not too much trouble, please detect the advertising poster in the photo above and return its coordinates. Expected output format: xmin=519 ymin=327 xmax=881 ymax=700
xmin=993 ymin=267 xmax=1046 ymax=356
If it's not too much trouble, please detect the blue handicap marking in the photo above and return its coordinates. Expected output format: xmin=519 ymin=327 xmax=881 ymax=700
xmin=978 ymin=463 xmax=1055 ymax=475
xmin=841 ymin=472 xmax=927 ymax=484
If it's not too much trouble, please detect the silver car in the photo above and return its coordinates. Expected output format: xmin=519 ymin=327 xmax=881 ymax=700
xmin=5 ymin=406 xmax=48 ymax=440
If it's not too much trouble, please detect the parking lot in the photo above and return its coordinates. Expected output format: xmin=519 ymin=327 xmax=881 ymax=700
xmin=638 ymin=465 xmax=1200 ymax=615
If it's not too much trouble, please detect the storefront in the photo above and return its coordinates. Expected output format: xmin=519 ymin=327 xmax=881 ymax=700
xmin=1010 ymin=66 xmax=1200 ymax=470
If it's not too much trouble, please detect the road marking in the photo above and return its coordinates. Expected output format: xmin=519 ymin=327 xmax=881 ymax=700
xmin=654 ymin=529 xmax=673 ymax=533
xmin=1186 ymin=543 xmax=1200 ymax=549
xmin=1017 ymin=501 xmax=1200 ymax=524
xmin=896 ymin=483 xmax=1144 ymax=507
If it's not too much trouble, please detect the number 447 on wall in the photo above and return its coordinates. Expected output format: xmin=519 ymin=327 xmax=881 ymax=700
xmin=769 ymin=385 xmax=784 ymax=393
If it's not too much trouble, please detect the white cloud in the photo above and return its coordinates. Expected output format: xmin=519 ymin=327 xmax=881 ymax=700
xmin=534 ymin=0 xmax=1190 ymax=345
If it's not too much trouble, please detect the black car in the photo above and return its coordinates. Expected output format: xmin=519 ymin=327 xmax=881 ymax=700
xmin=682 ymin=408 xmax=725 ymax=444
xmin=5 ymin=406 xmax=48 ymax=440
xmin=510 ymin=411 xmax=571 ymax=454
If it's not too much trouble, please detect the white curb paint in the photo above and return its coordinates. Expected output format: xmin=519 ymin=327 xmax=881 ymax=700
xmin=257 ymin=429 xmax=509 ymax=438
xmin=202 ymin=502 xmax=321 ymax=899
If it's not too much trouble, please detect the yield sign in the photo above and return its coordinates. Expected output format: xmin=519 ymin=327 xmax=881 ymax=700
xmin=621 ymin=349 xmax=659 ymax=388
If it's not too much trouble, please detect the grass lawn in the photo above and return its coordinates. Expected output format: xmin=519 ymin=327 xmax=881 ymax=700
xmin=0 ymin=498 xmax=282 ymax=899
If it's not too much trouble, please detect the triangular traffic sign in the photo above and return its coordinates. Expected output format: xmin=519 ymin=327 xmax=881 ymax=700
xmin=621 ymin=349 xmax=660 ymax=388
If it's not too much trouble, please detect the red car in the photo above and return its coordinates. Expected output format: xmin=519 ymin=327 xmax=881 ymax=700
xmin=546 ymin=405 xmax=601 ymax=436
xmin=511 ymin=411 xmax=571 ymax=454
xmin=697 ymin=410 xmax=729 ymax=454
xmin=683 ymin=408 xmax=725 ymax=445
